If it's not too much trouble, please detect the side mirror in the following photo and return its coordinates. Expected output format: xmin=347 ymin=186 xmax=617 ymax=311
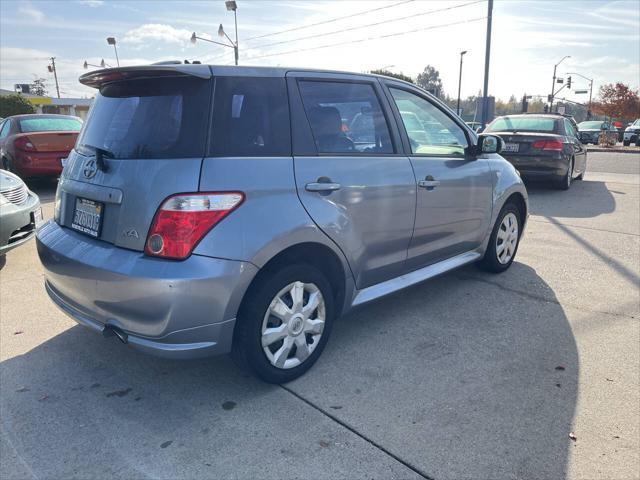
xmin=477 ymin=134 xmax=502 ymax=155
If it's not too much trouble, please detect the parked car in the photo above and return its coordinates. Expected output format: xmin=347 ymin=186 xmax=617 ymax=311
xmin=577 ymin=120 xmax=618 ymax=145
xmin=1 ymin=169 xmax=42 ymax=256
xmin=0 ymin=114 xmax=82 ymax=179
xmin=37 ymin=64 xmax=528 ymax=383
xmin=623 ymin=118 xmax=640 ymax=146
xmin=485 ymin=113 xmax=587 ymax=190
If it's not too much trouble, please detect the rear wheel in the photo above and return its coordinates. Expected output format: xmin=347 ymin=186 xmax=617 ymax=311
xmin=477 ymin=202 xmax=521 ymax=273
xmin=232 ymin=264 xmax=335 ymax=384
xmin=623 ymin=140 xmax=630 ymax=146
xmin=556 ymin=158 xmax=573 ymax=190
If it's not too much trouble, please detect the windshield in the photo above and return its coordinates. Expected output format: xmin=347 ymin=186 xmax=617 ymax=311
xmin=77 ymin=77 xmax=210 ymax=159
xmin=632 ymin=119 xmax=640 ymax=126
xmin=486 ymin=116 xmax=556 ymax=133
xmin=19 ymin=117 xmax=82 ymax=133
xmin=578 ymin=121 xmax=605 ymax=129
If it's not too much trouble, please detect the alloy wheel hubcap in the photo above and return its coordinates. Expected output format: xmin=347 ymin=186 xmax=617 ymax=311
xmin=496 ymin=212 xmax=519 ymax=264
xmin=261 ymin=281 xmax=325 ymax=370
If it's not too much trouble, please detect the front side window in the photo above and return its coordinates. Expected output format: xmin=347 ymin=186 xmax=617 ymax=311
xmin=389 ymin=88 xmax=467 ymax=156
xmin=210 ymin=77 xmax=291 ymax=156
xmin=77 ymin=77 xmax=210 ymax=159
xmin=298 ymin=80 xmax=393 ymax=154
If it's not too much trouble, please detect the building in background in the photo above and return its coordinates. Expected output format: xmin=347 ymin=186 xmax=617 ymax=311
xmin=0 ymin=89 xmax=92 ymax=119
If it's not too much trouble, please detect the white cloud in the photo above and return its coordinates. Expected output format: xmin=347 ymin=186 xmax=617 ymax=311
xmin=18 ymin=3 xmax=44 ymax=23
xmin=78 ymin=0 xmax=105 ymax=7
xmin=122 ymin=23 xmax=205 ymax=46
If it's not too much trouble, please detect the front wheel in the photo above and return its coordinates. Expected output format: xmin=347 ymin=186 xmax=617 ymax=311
xmin=623 ymin=140 xmax=630 ymax=146
xmin=477 ymin=202 xmax=521 ymax=273
xmin=232 ymin=264 xmax=335 ymax=383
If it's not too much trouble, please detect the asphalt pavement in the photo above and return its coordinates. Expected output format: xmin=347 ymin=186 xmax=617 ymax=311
xmin=1 ymin=151 xmax=638 ymax=479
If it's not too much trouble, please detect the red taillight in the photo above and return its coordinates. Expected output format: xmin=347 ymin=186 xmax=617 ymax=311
xmin=14 ymin=136 xmax=36 ymax=152
xmin=145 ymin=192 xmax=244 ymax=260
xmin=532 ymin=139 xmax=563 ymax=151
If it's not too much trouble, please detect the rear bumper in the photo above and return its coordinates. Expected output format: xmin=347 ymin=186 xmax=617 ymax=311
xmin=13 ymin=151 xmax=65 ymax=177
xmin=36 ymin=220 xmax=258 ymax=359
xmin=501 ymin=153 xmax=568 ymax=180
xmin=0 ymin=192 xmax=41 ymax=253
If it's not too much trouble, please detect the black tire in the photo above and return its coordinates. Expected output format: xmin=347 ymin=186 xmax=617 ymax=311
xmin=623 ymin=140 xmax=630 ymax=147
xmin=556 ymin=158 xmax=573 ymax=191
xmin=477 ymin=202 xmax=521 ymax=273
xmin=232 ymin=263 xmax=335 ymax=384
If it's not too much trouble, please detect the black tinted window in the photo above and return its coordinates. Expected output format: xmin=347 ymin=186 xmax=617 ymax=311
xmin=210 ymin=77 xmax=290 ymax=156
xmin=77 ymin=77 xmax=210 ymax=159
xmin=298 ymin=80 xmax=393 ymax=154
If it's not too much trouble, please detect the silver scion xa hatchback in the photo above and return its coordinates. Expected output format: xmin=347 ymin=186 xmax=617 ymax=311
xmin=37 ymin=64 xmax=528 ymax=383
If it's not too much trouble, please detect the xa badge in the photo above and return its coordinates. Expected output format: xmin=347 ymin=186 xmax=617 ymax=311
xmin=123 ymin=229 xmax=139 ymax=239
xmin=83 ymin=159 xmax=97 ymax=179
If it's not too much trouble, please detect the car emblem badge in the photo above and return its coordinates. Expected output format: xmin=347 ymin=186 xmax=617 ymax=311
xmin=123 ymin=229 xmax=139 ymax=239
xmin=83 ymin=159 xmax=97 ymax=179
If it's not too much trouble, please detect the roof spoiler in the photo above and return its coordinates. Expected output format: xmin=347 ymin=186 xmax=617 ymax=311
xmin=79 ymin=64 xmax=211 ymax=89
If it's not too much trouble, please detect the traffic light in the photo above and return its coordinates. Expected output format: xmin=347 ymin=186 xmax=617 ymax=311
xmin=567 ymin=76 xmax=572 ymax=89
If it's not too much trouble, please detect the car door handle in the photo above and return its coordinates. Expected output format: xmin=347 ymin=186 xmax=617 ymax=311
xmin=305 ymin=182 xmax=341 ymax=192
xmin=418 ymin=179 xmax=440 ymax=189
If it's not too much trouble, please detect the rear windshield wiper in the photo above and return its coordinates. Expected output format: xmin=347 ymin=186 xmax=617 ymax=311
xmin=81 ymin=144 xmax=114 ymax=172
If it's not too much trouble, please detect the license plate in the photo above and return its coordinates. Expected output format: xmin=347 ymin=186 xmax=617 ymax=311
xmin=71 ymin=198 xmax=103 ymax=238
xmin=503 ymin=142 xmax=519 ymax=153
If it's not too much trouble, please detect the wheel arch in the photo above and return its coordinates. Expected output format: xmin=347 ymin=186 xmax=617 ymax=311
xmin=237 ymin=241 xmax=350 ymax=323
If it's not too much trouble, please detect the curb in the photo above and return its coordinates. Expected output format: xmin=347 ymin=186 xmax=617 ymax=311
xmin=586 ymin=148 xmax=640 ymax=154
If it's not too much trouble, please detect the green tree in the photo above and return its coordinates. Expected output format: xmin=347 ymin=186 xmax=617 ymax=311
xmin=30 ymin=77 xmax=48 ymax=96
xmin=0 ymin=94 xmax=36 ymax=117
xmin=415 ymin=65 xmax=443 ymax=97
xmin=369 ymin=69 xmax=414 ymax=84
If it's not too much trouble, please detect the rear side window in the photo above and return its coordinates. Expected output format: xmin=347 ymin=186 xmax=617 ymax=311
xmin=19 ymin=117 xmax=82 ymax=132
xmin=298 ymin=80 xmax=393 ymax=154
xmin=77 ymin=77 xmax=210 ymax=159
xmin=210 ymin=77 xmax=291 ymax=156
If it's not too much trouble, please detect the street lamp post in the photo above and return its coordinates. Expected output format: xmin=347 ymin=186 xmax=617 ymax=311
xmin=456 ymin=50 xmax=467 ymax=117
xmin=106 ymin=37 xmax=120 ymax=67
xmin=191 ymin=1 xmax=239 ymax=65
xmin=550 ymin=55 xmax=570 ymax=110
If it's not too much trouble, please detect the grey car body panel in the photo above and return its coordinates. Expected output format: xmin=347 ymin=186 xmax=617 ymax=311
xmin=37 ymin=220 xmax=256 ymax=351
xmin=60 ymin=151 xmax=202 ymax=251
xmin=37 ymin=64 xmax=528 ymax=360
xmin=0 ymin=170 xmax=40 ymax=253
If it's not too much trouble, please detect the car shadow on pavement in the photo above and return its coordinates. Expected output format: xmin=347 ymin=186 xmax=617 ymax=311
xmin=0 ymin=262 xmax=578 ymax=480
xmin=290 ymin=261 xmax=580 ymax=479
xmin=525 ymin=179 xmax=615 ymax=219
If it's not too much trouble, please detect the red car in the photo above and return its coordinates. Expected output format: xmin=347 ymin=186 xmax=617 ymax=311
xmin=0 ymin=114 xmax=82 ymax=178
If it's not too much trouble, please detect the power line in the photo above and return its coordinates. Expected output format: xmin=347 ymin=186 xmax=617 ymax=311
xmin=243 ymin=16 xmax=486 ymax=62
xmin=243 ymin=0 xmax=415 ymax=42
xmin=251 ymin=0 xmax=484 ymax=51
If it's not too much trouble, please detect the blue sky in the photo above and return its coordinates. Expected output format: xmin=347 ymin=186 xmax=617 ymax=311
xmin=1 ymin=0 xmax=638 ymax=101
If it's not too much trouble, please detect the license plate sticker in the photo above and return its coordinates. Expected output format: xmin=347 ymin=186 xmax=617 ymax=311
xmin=71 ymin=198 xmax=103 ymax=238
xmin=32 ymin=208 xmax=44 ymax=228
xmin=503 ymin=142 xmax=519 ymax=153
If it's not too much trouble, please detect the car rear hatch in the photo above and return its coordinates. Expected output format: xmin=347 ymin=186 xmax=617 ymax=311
xmin=56 ymin=65 xmax=213 ymax=251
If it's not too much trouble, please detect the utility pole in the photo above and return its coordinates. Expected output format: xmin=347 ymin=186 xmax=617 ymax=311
xmin=48 ymin=57 xmax=60 ymax=98
xmin=481 ymin=0 xmax=493 ymax=128
xmin=550 ymin=55 xmax=570 ymax=110
xmin=456 ymin=50 xmax=467 ymax=117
